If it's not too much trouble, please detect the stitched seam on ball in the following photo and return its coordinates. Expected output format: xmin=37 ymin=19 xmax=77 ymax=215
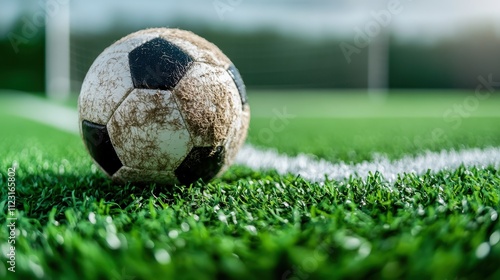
xmin=104 ymin=87 xmax=135 ymax=165
xmin=113 ymin=167 xmax=179 ymax=185
xmin=170 ymin=84 xmax=195 ymax=150
xmin=105 ymin=87 xmax=135 ymax=126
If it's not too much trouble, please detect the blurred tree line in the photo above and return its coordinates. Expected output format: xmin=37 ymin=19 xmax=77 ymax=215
xmin=1 ymin=21 xmax=500 ymax=93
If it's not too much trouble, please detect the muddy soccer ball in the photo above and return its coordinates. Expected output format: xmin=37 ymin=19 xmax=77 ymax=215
xmin=78 ymin=28 xmax=249 ymax=185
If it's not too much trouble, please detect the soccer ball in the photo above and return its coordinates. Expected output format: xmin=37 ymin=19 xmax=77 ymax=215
xmin=78 ymin=28 xmax=250 ymax=186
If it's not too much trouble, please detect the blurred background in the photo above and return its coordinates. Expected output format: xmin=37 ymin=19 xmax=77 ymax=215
xmin=1 ymin=0 xmax=500 ymax=98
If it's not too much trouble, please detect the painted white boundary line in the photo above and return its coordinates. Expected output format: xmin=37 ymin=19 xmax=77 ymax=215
xmin=235 ymin=146 xmax=500 ymax=183
xmin=4 ymin=93 xmax=79 ymax=135
xmin=4 ymin=93 xmax=499 ymax=182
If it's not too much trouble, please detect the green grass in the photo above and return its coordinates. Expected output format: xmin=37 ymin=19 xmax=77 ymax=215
xmin=249 ymin=117 xmax=500 ymax=162
xmin=1 ymin=91 xmax=499 ymax=279
xmin=248 ymin=91 xmax=500 ymax=162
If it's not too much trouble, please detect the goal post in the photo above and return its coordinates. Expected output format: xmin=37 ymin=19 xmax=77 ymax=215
xmin=367 ymin=28 xmax=389 ymax=100
xmin=45 ymin=0 xmax=71 ymax=100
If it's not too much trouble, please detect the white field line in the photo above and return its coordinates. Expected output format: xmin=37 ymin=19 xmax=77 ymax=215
xmin=4 ymin=92 xmax=79 ymax=135
xmin=4 ymin=93 xmax=500 ymax=182
xmin=235 ymin=146 xmax=500 ymax=183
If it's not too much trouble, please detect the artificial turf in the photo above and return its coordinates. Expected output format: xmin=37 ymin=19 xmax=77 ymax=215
xmin=0 ymin=91 xmax=499 ymax=279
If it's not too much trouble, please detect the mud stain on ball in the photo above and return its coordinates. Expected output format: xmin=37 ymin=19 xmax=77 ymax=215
xmin=108 ymin=89 xmax=193 ymax=171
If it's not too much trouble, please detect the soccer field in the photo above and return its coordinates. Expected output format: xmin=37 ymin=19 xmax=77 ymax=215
xmin=1 ymin=90 xmax=500 ymax=279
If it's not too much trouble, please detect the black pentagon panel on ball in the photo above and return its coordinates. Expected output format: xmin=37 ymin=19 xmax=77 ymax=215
xmin=175 ymin=146 xmax=226 ymax=185
xmin=227 ymin=64 xmax=248 ymax=106
xmin=128 ymin=37 xmax=193 ymax=90
xmin=81 ymin=120 xmax=123 ymax=176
